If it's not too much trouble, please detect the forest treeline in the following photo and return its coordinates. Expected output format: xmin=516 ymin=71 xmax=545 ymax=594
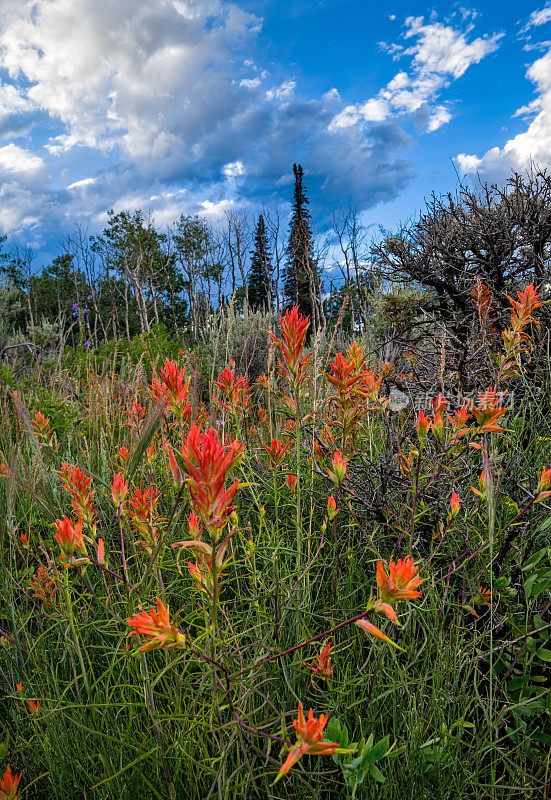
xmin=2 ymin=165 xmax=551 ymax=353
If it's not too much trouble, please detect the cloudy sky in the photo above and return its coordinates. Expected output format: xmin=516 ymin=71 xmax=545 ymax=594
xmin=1 ymin=0 xmax=551 ymax=262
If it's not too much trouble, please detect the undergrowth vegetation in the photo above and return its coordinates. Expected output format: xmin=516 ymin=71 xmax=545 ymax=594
xmin=1 ymin=283 xmax=550 ymax=800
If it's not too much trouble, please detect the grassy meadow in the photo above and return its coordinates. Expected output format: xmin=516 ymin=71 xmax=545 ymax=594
xmin=0 ymin=289 xmax=550 ymax=800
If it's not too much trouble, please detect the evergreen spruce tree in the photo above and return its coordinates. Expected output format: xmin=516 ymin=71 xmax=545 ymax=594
xmin=284 ymin=164 xmax=319 ymax=323
xmin=248 ymin=214 xmax=272 ymax=311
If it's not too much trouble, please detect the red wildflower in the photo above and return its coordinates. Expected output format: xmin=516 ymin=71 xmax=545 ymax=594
xmin=468 ymin=388 xmax=507 ymax=434
xmin=358 ymin=369 xmax=383 ymax=402
xmin=286 ymin=473 xmax=297 ymax=490
xmin=448 ymin=405 xmax=471 ymax=438
xmin=179 ymin=425 xmax=243 ymax=537
xmin=186 ymin=553 xmax=217 ymax=595
xmin=123 ymin=401 xmax=146 ymax=431
xmin=268 ymin=306 xmax=311 ymax=385
xmin=506 ymin=283 xmax=544 ymax=329
xmin=31 ymin=411 xmax=54 ymax=445
xmin=478 ymin=586 xmax=492 ymax=604
xmin=275 ymin=702 xmax=342 ymax=782
xmin=536 ymin=466 xmax=551 ymax=501
xmin=30 ymin=565 xmax=57 ymax=604
xmin=96 ymin=538 xmax=106 ymax=566
xmin=326 ymin=451 xmax=348 ymax=485
xmin=15 ymin=682 xmax=40 ymax=714
xmin=376 ymin=556 xmax=423 ymax=604
xmin=117 ymin=446 xmax=131 ymax=468
xmin=126 ymin=598 xmax=186 ymax=652
xmin=54 ymin=517 xmax=86 ymax=560
xmin=415 ymin=410 xmax=431 ymax=440
xmin=262 ymin=438 xmax=292 ymax=469
xmin=327 ymin=495 xmax=338 ymax=520
xmin=450 ymin=492 xmax=460 ymax=517
xmin=471 ymin=470 xmax=487 ymax=499
xmin=356 ymin=618 xmax=397 ymax=645
xmin=473 ymin=281 xmax=493 ymax=323
xmin=57 ymin=462 xmax=96 ymax=531
xmin=111 ymin=472 xmax=129 ymax=506
xmin=150 ymin=358 xmax=190 ymax=413
xmin=0 ymin=765 xmax=21 ymax=800
xmin=325 ymin=352 xmax=363 ymax=396
xmin=304 ymin=639 xmax=333 ymax=677
xmin=430 ymin=394 xmax=448 ymax=415
xmin=214 ymin=366 xmax=251 ymax=414
xmin=128 ymin=486 xmax=160 ymax=550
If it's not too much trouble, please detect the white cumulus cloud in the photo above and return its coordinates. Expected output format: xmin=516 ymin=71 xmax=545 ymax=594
xmin=330 ymin=16 xmax=501 ymax=132
xmin=457 ymin=43 xmax=551 ymax=178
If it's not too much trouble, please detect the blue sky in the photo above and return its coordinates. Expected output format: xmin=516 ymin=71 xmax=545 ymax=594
xmin=1 ymin=0 xmax=551 ymax=265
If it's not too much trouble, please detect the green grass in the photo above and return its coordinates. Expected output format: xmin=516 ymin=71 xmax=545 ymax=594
xmin=1 ymin=332 xmax=550 ymax=800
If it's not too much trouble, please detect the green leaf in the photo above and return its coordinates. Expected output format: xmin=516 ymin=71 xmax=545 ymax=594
xmin=535 ymin=647 xmax=551 ymax=662
xmin=367 ymin=762 xmax=386 ymax=782
xmin=522 ymin=547 xmax=548 ymax=571
xmin=366 ymin=735 xmax=390 ymax=763
xmin=326 ymin=717 xmax=349 ymax=748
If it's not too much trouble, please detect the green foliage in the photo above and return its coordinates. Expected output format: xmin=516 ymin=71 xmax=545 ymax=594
xmin=328 ymin=719 xmax=392 ymax=796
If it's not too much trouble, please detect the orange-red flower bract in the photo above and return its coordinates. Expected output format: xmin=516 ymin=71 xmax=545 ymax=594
xmin=15 ymin=682 xmax=40 ymax=714
xmin=304 ymin=639 xmax=333 ymax=677
xmin=376 ymin=556 xmax=424 ymax=604
xmin=276 ymin=702 xmax=340 ymax=781
xmin=179 ymin=425 xmax=243 ymax=537
xmin=327 ymin=495 xmax=338 ymax=520
xmin=30 ymin=565 xmax=57 ymax=604
xmin=214 ymin=366 xmax=251 ymax=413
xmin=57 ymin=462 xmax=96 ymax=530
xmin=450 ymin=492 xmax=460 ymax=517
xmin=468 ymin=388 xmax=507 ymax=434
xmin=111 ymin=472 xmax=129 ymax=506
xmin=0 ymin=765 xmax=21 ymax=800
xmin=356 ymin=617 xmax=395 ymax=643
xmin=54 ymin=517 xmax=86 ymax=558
xmin=126 ymin=598 xmax=186 ymax=652
xmin=506 ymin=283 xmax=544 ymax=329
xmin=286 ymin=473 xmax=297 ymax=490
xmin=268 ymin=306 xmax=311 ymax=384
xmin=536 ymin=466 xmax=551 ymax=501
xmin=415 ymin=410 xmax=431 ymax=439
xmin=150 ymin=358 xmax=190 ymax=411
xmin=327 ymin=450 xmax=348 ymax=485
xmin=262 ymin=438 xmax=292 ymax=469
xmin=32 ymin=411 xmax=54 ymax=445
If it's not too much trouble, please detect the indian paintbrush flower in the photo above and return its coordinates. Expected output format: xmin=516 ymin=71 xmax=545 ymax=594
xmin=275 ymin=702 xmax=346 ymax=782
xmin=376 ymin=556 xmax=424 ymax=604
xmin=356 ymin=557 xmax=423 ymax=649
xmin=450 ymin=492 xmax=460 ymax=517
xmin=54 ymin=517 xmax=87 ymax=562
xmin=415 ymin=410 xmax=431 ymax=440
xmin=268 ymin=306 xmax=311 ymax=386
xmin=126 ymin=598 xmax=186 ymax=652
xmin=263 ymin=438 xmax=292 ymax=469
xmin=327 ymin=495 xmax=338 ymax=521
xmin=57 ymin=462 xmax=96 ymax=534
xmin=303 ymin=639 xmax=333 ymax=678
xmin=327 ymin=451 xmax=348 ymax=486
xmin=111 ymin=472 xmax=129 ymax=506
xmin=0 ymin=765 xmax=21 ymax=800
xmin=535 ymin=466 xmax=551 ymax=501
xmin=179 ymin=425 xmax=243 ymax=537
